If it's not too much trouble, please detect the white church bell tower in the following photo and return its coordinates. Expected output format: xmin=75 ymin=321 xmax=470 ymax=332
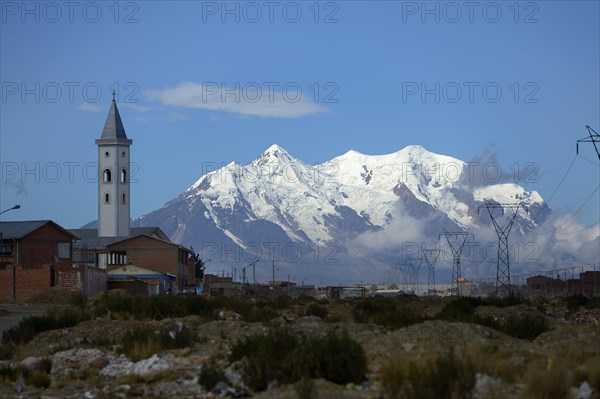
xmin=96 ymin=91 xmax=132 ymax=238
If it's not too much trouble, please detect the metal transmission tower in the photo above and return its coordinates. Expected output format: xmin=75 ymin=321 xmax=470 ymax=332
xmin=442 ymin=229 xmax=472 ymax=297
xmin=403 ymin=256 xmax=421 ymax=294
xmin=478 ymin=201 xmax=522 ymax=297
xmin=576 ymin=125 xmax=600 ymax=160
xmin=421 ymin=246 xmax=440 ymax=295
xmin=393 ymin=262 xmax=410 ymax=292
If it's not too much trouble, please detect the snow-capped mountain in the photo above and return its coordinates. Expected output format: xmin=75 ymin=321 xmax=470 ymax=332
xmin=134 ymin=144 xmax=550 ymax=267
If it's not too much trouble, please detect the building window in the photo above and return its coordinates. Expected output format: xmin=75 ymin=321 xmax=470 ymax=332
xmin=105 ymin=151 xmax=110 ymax=158
xmin=105 ymin=193 xmax=110 ymax=204
xmin=0 ymin=242 xmax=13 ymax=255
xmin=122 ymin=151 xmax=126 ymax=158
xmin=108 ymin=251 xmax=127 ymax=265
xmin=103 ymin=169 xmax=112 ymax=183
xmin=57 ymin=243 xmax=71 ymax=259
xmin=122 ymin=193 xmax=126 ymax=204
xmin=121 ymin=169 xmax=127 ymax=183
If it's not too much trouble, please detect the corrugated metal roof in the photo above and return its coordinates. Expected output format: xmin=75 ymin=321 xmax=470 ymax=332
xmin=70 ymin=227 xmax=171 ymax=249
xmin=0 ymin=220 xmax=79 ymax=240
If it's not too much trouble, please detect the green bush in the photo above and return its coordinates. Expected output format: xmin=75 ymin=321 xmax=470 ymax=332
xmin=27 ymin=372 xmax=51 ymax=388
xmin=305 ymin=303 xmax=327 ymax=319
xmin=0 ymin=365 xmax=51 ymax=388
xmin=353 ymin=297 xmax=424 ymax=329
xmin=119 ymin=323 xmax=197 ymax=361
xmin=2 ymin=306 xmax=90 ymax=345
xmin=199 ymin=359 xmax=229 ymax=391
xmin=69 ymin=291 xmax=89 ymax=310
xmin=0 ymin=343 xmax=16 ymax=360
xmin=500 ymin=314 xmax=549 ymax=341
xmin=94 ymin=293 xmax=285 ymax=322
xmin=565 ymin=294 xmax=588 ymax=312
xmin=584 ymin=296 xmax=600 ymax=310
xmin=95 ymin=293 xmax=218 ymax=320
xmin=435 ymin=297 xmax=484 ymax=322
xmin=230 ymin=328 xmax=366 ymax=391
xmin=295 ymin=378 xmax=317 ymax=399
xmin=483 ymin=294 xmax=524 ymax=308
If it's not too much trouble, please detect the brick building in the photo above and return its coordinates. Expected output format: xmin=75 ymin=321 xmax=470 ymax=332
xmin=105 ymin=234 xmax=194 ymax=292
xmin=526 ymin=275 xmax=566 ymax=297
xmin=567 ymin=271 xmax=600 ymax=296
xmin=0 ymin=220 xmax=80 ymax=301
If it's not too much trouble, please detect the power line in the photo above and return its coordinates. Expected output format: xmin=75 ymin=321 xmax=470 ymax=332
xmin=576 ymin=125 xmax=600 ymax=160
xmin=529 ymin=184 xmax=600 ymax=236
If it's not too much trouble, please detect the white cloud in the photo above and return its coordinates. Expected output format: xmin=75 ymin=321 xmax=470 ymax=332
xmin=167 ymin=112 xmax=189 ymax=122
xmin=145 ymin=82 xmax=328 ymax=118
xmin=78 ymin=103 xmax=102 ymax=112
xmin=120 ymin=103 xmax=152 ymax=112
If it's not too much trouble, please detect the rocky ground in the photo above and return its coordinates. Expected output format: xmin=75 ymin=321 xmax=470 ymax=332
xmin=0 ymin=290 xmax=599 ymax=398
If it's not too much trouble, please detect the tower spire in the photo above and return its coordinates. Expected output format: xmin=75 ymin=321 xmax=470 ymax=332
xmin=96 ymin=97 xmax=132 ymax=238
xmin=97 ymin=96 xmax=130 ymax=142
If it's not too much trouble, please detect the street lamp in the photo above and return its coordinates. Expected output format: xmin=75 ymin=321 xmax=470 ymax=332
xmin=0 ymin=204 xmax=21 ymax=301
xmin=0 ymin=204 xmax=21 ymax=216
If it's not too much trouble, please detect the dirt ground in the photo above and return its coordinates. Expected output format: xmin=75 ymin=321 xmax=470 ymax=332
xmin=1 ymin=291 xmax=599 ymax=398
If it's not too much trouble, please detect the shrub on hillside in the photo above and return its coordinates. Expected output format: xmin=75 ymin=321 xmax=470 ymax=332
xmin=500 ymin=313 xmax=549 ymax=341
xmin=380 ymin=348 xmax=475 ymax=399
xmin=230 ymin=327 xmax=366 ymax=391
xmin=119 ymin=323 xmax=197 ymax=361
xmin=304 ymin=303 xmax=328 ymax=319
xmin=353 ymin=297 xmax=423 ymax=329
xmin=435 ymin=297 xmax=484 ymax=322
xmin=2 ymin=306 xmax=90 ymax=345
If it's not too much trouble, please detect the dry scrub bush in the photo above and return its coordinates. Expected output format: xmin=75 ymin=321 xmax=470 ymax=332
xmin=380 ymin=347 xmax=476 ymax=399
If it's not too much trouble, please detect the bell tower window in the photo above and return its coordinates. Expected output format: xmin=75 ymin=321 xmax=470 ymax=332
xmin=121 ymin=169 xmax=127 ymax=183
xmin=103 ymin=169 xmax=112 ymax=183
xmin=122 ymin=193 xmax=126 ymax=204
xmin=105 ymin=193 xmax=110 ymax=204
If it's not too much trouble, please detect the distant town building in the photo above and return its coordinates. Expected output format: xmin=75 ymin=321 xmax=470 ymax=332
xmin=107 ymin=263 xmax=176 ymax=295
xmin=0 ymin=220 xmax=92 ymax=301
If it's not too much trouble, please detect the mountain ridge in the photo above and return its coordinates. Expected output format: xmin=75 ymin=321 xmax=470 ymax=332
xmin=133 ymin=144 xmax=551 ymax=269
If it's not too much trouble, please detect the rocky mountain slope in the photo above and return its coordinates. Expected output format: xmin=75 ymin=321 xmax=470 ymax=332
xmin=133 ymin=145 xmax=550 ymax=269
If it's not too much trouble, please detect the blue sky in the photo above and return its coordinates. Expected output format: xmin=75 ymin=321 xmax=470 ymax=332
xmin=1 ymin=0 xmax=599 ymax=230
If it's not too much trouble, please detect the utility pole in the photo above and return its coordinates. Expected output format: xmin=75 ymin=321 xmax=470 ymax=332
xmin=1 ymin=204 xmax=21 ymax=301
xmin=272 ymin=259 xmax=275 ymax=287
xmin=576 ymin=125 xmax=600 ymax=160
xmin=442 ymin=229 xmax=472 ymax=297
xmin=421 ymin=245 xmax=440 ymax=295
xmin=478 ymin=201 xmax=522 ymax=297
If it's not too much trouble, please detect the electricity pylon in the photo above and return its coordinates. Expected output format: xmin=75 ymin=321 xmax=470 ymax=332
xmin=421 ymin=246 xmax=440 ymax=295
xmin=478 ymin=201 xmax=522 ymax=297
xmin=576 ymin=125 xmax=600 ymax=160
xmin=442 ymin=229 xmax=472 ymax=296
xmin=397 ymin=256 xmax=420 ymax=294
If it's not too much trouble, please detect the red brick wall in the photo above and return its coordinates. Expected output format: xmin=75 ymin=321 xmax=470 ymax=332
xmin=19 ymin=223 xmax=73 ymax=267
xmin=0 ymin=223 xmax=76 ymax=302
xmin=58 ymin=269 xmax=81 ymax=291
xmin=0 ymin=263 xmax=52 ymax=301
